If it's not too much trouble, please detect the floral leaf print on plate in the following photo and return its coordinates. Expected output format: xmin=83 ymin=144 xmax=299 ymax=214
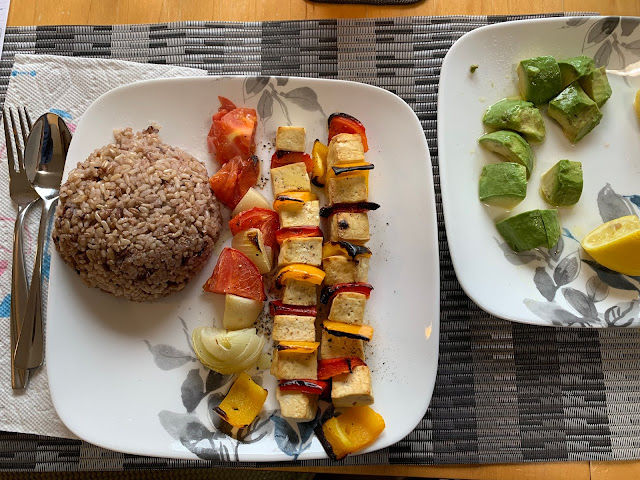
xmin=565 ymin=16 xmax=640 ymax=69
xmin=144 ymin=320 xmax=320 ymax=460
xmin=242 ymin=76 xmax=327 ymax=125
xmin=516 ymin=184 xmax=640 ymax=327
xmin=271 ymin=411 xmax=321 ymax=460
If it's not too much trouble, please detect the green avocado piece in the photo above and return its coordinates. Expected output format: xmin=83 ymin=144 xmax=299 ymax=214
xmin=547 ymin=84 xmax=602 ymax=143
xmin=517 ymin=56 xmax=563 ymax=104
xmin=540 ymin=159 xmax=583 ymax=207
xmin=478 ymin=130 xmax=534 ymax=177
xmin=558 ymin=56 xmax=595 ymax=88
xmin=482 ymin=98 xmax=546 ymax=143
xmin=579 ymin=66 xmax=612 ymax=107
xmin=495 ymin=209 xmax=561 ymax=252
xmin=479 ymin=163 xmax=527 ymax=208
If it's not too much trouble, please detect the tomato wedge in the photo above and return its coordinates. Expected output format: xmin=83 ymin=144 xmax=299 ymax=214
xmin=320 ymin=283 xmax=374 ymax=304
xmin=229 ymin=207 xmax=280 ymax=250
xmin=270 ymin=151 xmax=314 ymax=174
xmin=318 ymin=357 xmax=367 ymax=380
xmin=269 ymin=300 xmax=317 ymax=317
xmin=275 ymin=227 xmax=323 ymax=245
xmin=279 ymin=379 xmax=328 ymax=395
xmin=328 ymin=113 xmax=368 ymax=152
xmin=218 ymin=96 xmax=237 ymax=112
xmin=208 ymin=155 xmax=259 ymax=209
xmin=203 ymin=248 xmax=265 ymax=301
xmin=207 ymin=96 xmax=258 ymax=164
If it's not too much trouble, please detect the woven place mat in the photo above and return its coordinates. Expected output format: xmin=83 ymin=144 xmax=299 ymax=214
xmin=6 ymin=13 xmax=640 ymax=472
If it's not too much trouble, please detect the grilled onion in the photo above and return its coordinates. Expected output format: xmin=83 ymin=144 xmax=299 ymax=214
xmin=192 ymin=327 xmax=265 ymax=374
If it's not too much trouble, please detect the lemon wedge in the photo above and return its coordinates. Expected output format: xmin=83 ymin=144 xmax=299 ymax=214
xmin=581 ymin=215 xmax=640 ymax=276
xmin=636 ymin=90 xmax=640 ymax=121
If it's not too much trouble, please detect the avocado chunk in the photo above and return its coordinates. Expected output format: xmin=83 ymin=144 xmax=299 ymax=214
xmin=482 ymin=98 xmax=546 ymax=143
xmin=540 ymin=159 xmax=583 ymax=207
xmin=479 ymin=163 xmax=527 ymax=208
xmin=558 ymin=55 xmax=595 ymax=88
xmin=547 ymin=84 xmax=602 ymax=143
xmin=579 ymin=66 xmax=612 ymax=107
xmin=496 ymin=209 xmax=561 ymax=252
xmin=478 ymin=130 xmax=534 ymax=178
xmin=517 ymin=56 xmax=563 ymax=104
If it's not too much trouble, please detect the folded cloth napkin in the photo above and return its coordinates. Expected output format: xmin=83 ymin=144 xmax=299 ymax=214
xmin=0 ymin=54 xmax=207 ymax=439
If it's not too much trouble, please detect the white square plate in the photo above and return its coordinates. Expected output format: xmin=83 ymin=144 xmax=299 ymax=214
xmin=46 ymin=76 xmax=440 ymax=461
xmin=439 ymin=17 xmax=640 ymax=327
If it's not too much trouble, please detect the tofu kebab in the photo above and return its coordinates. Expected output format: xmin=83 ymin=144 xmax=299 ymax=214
xmin=269 ymin=126 xmax=325 ymax=422
xmin=269 ymin=114 xmax=382 ymax=425
xmin=318 ymin=114 xmax=379 ymax=409
xmin=313 ymin=113 xmax=385 ymax=461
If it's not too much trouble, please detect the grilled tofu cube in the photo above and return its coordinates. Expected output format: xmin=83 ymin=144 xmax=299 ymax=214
xmin=279 ymin=200 xmax=320 ymax=228
xmin=329 ymin=212 xmax=370 ymax=243
xmin=331 ymin=365 xmax=374 ymax=407
xmin=276 ymin=126 xmax=306 ymax=153
xmin=327 ymin=175 xmax=368 ymax=204
xmin=320 ymin=329 xmax=365 ymax=360
xmin=354 ymin=255 xmax=370 ymax=283
xmin=272 ymin=315 xmax=316 ymax=342
xmin=271 ymin=349 xmax=317 ymax=380
xmin=328 ymin=292 xmax=367 ymax=325
xmin=323 ymin=255 xmax=356 ymax=285
xmin=327 ymin=133 xmax=365 ymax=171
xmin=283 ymin=279 xmax=317 ymax=306
xmin=276 ymin=389 xmax=318 ymax=422
xmin=278 ymin=237 xmax=323 ymax=267
xmin=271 ymin=163 xmax=311 ymax=196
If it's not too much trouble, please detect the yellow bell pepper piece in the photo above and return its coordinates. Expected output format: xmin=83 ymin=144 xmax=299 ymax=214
xmin=325 ymin=161 xmax=372 ymax=183
xmin=213 ymin=372 xmax=267 ymax=428
xmin=323 ymin=320 xmax=374 ymax=342
xmin=319 ymin=406 xmax=386 ymax=460
xmin=276 ymin=264 xmax=326 ymax=288
xmin=273 ymin=192 xmax=318 ymax=211
xmin=311 ymin=139 xmax=328 ymax=185
xmin=276 ymin=340 xmax=320 ymax=355
xmin=322 ymin=241 xmax=372 ymax=260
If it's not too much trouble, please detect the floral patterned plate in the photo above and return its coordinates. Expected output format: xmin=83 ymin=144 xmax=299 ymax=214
xmin=439 ymin=16 xmax=640 ymax=327
xmin=46 ymin=76 xmax=439 ymax=460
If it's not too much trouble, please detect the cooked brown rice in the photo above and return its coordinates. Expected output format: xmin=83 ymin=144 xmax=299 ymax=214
xmin=53 ymin=126 xmax=222 ymax=301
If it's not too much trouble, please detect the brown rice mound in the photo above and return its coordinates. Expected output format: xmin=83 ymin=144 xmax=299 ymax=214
xmin=53 ymin=126 xmax=222 ymax=302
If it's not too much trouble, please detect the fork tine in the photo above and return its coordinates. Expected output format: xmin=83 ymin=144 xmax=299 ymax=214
xmin=23 ymin=107 xmax=32 ymax=131
xmin=8 ymin=109 xmax=24 ymax=172
xmin=18 ymin=108 xmax=28 ymax=146
xmin=3 ymin=109 xmax=16 ymax=174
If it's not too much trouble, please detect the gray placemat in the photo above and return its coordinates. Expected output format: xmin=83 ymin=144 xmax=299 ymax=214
xmin=5 ymin=13 xmax=639 ymax=472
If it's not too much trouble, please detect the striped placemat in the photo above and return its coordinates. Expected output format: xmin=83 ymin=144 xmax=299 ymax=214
xmin=5 ymin=13 xmax=640 ymax=472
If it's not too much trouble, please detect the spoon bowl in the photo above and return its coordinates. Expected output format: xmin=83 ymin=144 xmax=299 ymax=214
xmin=25 ymin=113 xmax=71 ymax=198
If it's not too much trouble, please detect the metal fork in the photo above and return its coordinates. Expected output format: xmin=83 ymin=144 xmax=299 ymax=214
xmin=3 ymin=107 xmax=40 ymax=389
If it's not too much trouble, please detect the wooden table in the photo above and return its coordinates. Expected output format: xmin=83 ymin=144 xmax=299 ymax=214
xmin=7 ymin=1 xmax=640 ymax=479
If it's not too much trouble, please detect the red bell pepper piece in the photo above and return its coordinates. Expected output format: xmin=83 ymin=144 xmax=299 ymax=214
xmin=320 ymin=283 xmax=374 ymax=304
xmin=269 ymin=301 xmax=317 ymax=317
xmin=317 ymin=357 xmax=367 ymax=380
xmin=275 ymin=226 xmax=323 ymax=245
xmin=279 ymin=379 xmax=328 ymax=395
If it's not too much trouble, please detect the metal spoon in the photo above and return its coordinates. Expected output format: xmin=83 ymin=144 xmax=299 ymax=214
xmin=14 ymin=113 xmax=71 ymax=370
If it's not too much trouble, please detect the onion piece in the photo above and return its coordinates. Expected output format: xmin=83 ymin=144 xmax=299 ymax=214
xmin=192 ymin=326 xmax=266 ymax=374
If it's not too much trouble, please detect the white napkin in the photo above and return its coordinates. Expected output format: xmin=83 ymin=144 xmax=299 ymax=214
xmin=0 ymin=54 xmax=207 ymax=439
